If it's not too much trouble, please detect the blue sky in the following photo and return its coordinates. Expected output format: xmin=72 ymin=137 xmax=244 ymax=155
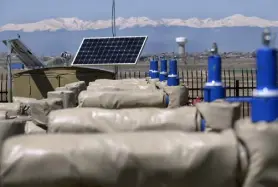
xmin=0 ymin=0 xmax=278 ymax=26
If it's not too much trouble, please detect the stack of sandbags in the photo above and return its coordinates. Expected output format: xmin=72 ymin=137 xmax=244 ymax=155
xmin=55 ymin=81 xmax=86 ymax=104
xmin=0 ymin=130 xmax=238 ymax=187
xmin=47 ymin=90 xmax=76 ymax=108
xmin=30 ymin=98 xmax=63 ymax=128
xmin=47 ymin=106 xmax=200 ymax=133
xmin=78 ymin=90 xmax=167 ymax=109
xmin=196 ymin=101 xmax=241 ymax=132
xmin=13 ymin=97 xmax=38 ymax=116
xmin=0 ymin=102 xmax=23 ymax=117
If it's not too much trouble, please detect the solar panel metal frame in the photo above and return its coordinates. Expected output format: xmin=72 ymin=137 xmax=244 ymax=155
xmin=71 ymin=36 xmax=148 ymax=66
xmin=2 ymin=39 xmax=45 ymax=68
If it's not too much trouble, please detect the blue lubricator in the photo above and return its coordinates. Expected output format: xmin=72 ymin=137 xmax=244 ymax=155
xmin=167 ymin=59 xmax=179 ymax=86
xmin=251 ymin=46 xmax=278 ymax=123
xmin=159 ymin=59 xmax=168 ymax=81
xmin=204 ymin=54 xmax=225 ymax=102
xmin=149 ymin=60 xmax=159 ymax=79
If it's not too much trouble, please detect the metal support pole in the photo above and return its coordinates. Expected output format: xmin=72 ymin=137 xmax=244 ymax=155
xmin=251 ymin=28 xmax=278 ymax=123
xmin=6 ymin=41 xmax=13 ymax=103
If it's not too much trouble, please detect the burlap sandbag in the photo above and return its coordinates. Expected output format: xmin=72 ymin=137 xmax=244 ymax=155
xmin=30 ymin=98 xmax=63 ymax=127
xmin=13 ymin=97 xmax=38 ymax=116
xmin=65 ymin=81 xmax=86 ymax=94
xmin=55 ymin=86 xmax=67 ymax=91
xmin=163 ymin=85 xmax=188 ymax=108
xmin=0 ymin=118 xmax=26 ymax=146
xmin=24 ymin=121 xmax=46 ymax=134
xmin=47 ymin=106 xmax=200 ymax=133
xmin=235 ymin=119 xmax=278 ymax=187
xmin=47 ymin=90 xmax=76 ymax=108
xmin=155 ymin=81 xmax=167 ymax=89
xmin=78 ymin=90 xmax=167 ymax=109
xmin=147 ymin=78 xmax=160 ymax=86
xmin=92 ymin=78 xmax=147 ymax=85
xmin=1 ymin=130 xmax=237 ymax=187
xmin=196 ymin=101 xmax=241 ymax=131
xmin=87 ymin=83 xmax=157 ymax=92
xmin=0 ymin=111 xmax=7 ymax=120
xmin=87 ymin=85 xmax=122 ymax=91
xmin=0 ymin=103 xmax=23 ymax=117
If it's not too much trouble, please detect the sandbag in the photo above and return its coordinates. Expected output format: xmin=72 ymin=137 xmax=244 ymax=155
xmin=55 ymin=86 xmax=67 ymax=91
xmin=87 ymin=85 xmax=122 ymax=91
xmin=24 ymin=121 xmax=46 ymax=134
xmin=87 ymin=83 xmax=157 ymax=92
xmin=0 ymin=102 xmax=23 ymax=117
xmin=1 ymin=130 xmax=238 ymax=187
xmin=92 ymin=78 xmax=147 ymax=85
xmin=64 ymin=85 xmax=79 ymax=102
xmin=235 ymin=119 xmax=278 ymax=187
xmin=31 ymin=98 xmax=63 ymax=127
xmin=47 ymin=106 xmax=200 ymax=133
xmin=47 ymin=90 xmax=76 ymax=108
xmin=147 ymin=78 xmax=160 ymax=86
xmin=155 ymin=81 xmax=167 ymax=89
xmin=13 ymin=97 xmax=37 ymax=116
xmin=65 ymin=81 xmax=86 ymax=94
xmin=196 ymin=101 xmax=241 ymax=131
xmin=0 ymin=110 xmax=7 ymax=120
xmin=163 ymin=85 xmax=188 ymax=108
xmin=78 ymin=90 xmax=167 ymax=109
xmin=0 ymin=118 xmax=26 ymax=146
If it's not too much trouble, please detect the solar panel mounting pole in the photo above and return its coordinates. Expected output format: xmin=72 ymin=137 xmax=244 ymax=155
xmin=6 ymin=41 xmax=13 ymax=103
xmin=112 ymin=0 xmax=118 ymax=77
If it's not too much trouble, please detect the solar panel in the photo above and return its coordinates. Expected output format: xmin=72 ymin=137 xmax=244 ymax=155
xmin=72 ymin=36 xmax=148 ymax=66
xmin=2 ymin=39 xmax=45 ymax=68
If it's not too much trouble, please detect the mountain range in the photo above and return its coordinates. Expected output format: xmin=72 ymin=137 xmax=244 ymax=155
xmin=0 ymin=14 xmax=278 ymax=55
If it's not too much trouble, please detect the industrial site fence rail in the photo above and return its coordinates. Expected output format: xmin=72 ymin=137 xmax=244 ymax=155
xmin=0 ymin=69 xmax=256 ymax=118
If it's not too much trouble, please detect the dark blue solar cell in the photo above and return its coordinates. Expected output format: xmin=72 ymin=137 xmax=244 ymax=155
xmin=72 ymin=36 xmax=147 ymax=65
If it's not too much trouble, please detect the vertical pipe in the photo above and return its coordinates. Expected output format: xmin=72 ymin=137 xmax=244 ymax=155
xmin=204 ymin=51 xmax=225 ymax=102
xmin=252 ymin=46 xmax=278 ymax=122
xmin=159 ymin=59 xmax=168 ymax=81
xmin=167 ymin=59 xmax=179 ymax=86
xmin=208 ymin=55 xmax=222 ymax=83
xmin=149 ymin=60 xmax=159 ymax=79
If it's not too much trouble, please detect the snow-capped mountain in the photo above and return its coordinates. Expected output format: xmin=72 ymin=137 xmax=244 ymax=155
xmin=1 ymin=14 xmax=278 ymax=32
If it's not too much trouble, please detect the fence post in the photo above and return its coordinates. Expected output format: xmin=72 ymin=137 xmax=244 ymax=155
xmin=235 ymin=80 xmax=240 ymax=97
